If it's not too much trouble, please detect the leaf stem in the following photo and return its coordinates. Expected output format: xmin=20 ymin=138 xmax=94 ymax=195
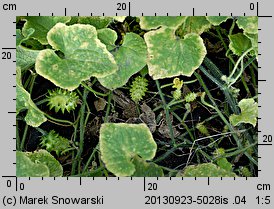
xmin=81 ymin=82 xmax=109 ymax=97
xmin=155 ymin=80 xmax=176 ymax=147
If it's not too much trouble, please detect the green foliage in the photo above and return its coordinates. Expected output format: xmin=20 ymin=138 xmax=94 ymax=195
xmin=22 ymin=16 xmax=71 ymax=44
xmin=196 ymin=122 xmax=209 ymax=136
xmin=17 ymin=150 xmax=63 ymax=177
xmin=214 ymin=148 xmax=233 ymax=172
xmin=35 ymin=23 xmax=117 ymax=90
xmin=229 ymin=98 xmax=258 ymax=127
xmin=40 ymin=130 xmax=72 ymax=156
xmin=229 ymin=33 xmax=252 ymax=56
xmin=98 ymin=32 xmax=147 ymax=90
xmin=46 ymin=88 xmax=79 ymax=113
xmin=206 ymin=16 xmax=231 ymax=26
xmin=145 ymin=28 xmax=206 ymax=79
xmin=99 ymin=123 xmax=157 ymax=176
xmin=16 ymin=67 xmax=47 ymax=127
xmin=130 ymin=76 xmax=148 ymax=103
xmin=182 ymin=163 xmax=237 ymax=177
xmin=139 ymin=16 xmax=186 ymax=30
xmin=172 ymin=78 xmax=183 ymax=100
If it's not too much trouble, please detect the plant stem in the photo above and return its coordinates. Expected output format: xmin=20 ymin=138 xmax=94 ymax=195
xmin=20 ymin=124 xmax=29 ymax=151
xmin=81 ymin=82 xmax=109 ymax=97
xmin=104 ymin=91 xmax=112 ymax=123
xmin=44 ymin=113 xmax=74 ymax=126
xmin=155 ymin=80 xmax=176 ymax=147
xmin=83 ymin=144 xmax=99 ymax=174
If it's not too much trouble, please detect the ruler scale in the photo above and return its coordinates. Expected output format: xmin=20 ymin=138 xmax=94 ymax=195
xmin=0 ymin=0 xmax=273 ymax=208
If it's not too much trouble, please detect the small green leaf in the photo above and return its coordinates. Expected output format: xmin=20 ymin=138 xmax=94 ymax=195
xmin=16 ymin=28 xmax=34 ymax=46
xmin=77 ymin=16 xmax=112 ymax=29
xmin=182 ymin=163 xmax=237 ymax=177
xmin=22 ymin=16 xmax=71 ymax=44
xmin=99 ymin=123 xmax=157 ymax=176
xmin=229 ymin=33 xmax=252 ymax=56
xmin=176 ymin=16 xmax=211 ymax=37
xmin=236 ymin=17 xmax=258 ymax=34
xmin=140 ymin=16 xmax=186 ymax=30
xmin=16 ymin=67 xmax=47 ymax=127
xmin=245 ymin=33 xmax=258 ymax=58
xmin=144 ymin=27 xmax=206 ymax=79
xmin=98 ymin=32 xmax=147 ymax=90
xmin=36 ymin=23 xmax=118 ymax=90
xmin=17 ymin=151 xmax=49 ymax=177
xmin=97 ymin=28 xmax=118 ymax=51
xmin=206 ymin=16 xmax=231 ymax=26
xmin=229 ymin=98 xmax=258 ymax=127
xmin=27 ymin=150 xmax=63 ymax=177
xmin=132 ymin=156 xmax=164 ymax=177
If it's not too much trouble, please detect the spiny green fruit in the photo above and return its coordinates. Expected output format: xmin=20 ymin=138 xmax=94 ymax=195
xmin=185 ymin=92 xmax=197 ymax=103
xmin=46 ymin=88 xmax=79 ymax=113
xmin=40 ymin=130 xmax=72 ymax=156
xmin=173 ymin=89 xmax=182 ymax=100
xmin=130 ymin=76 xmax=148 ymax=103
xmin=196 ymin=122 xmax=209 ymax=136
xmin=182 ymin=163 xmax=237 ymax=177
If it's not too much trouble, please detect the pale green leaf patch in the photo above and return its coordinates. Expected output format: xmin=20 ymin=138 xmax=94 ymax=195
xmin=181 ymin=163 xmax=237 ymax=177
xmin=76 ymin=16 xmax=113 ymax=29
xmin=245 ymin=33 xmax=258 ymax=58
xmin=206 ymin=16 xmax=231 ymax=26
xmin=36 ymin=23 xmax=118 ymax=90
xmin=16 ymin=67 xmax=47 ymax=127
xmin=16 ymin=45 xmax=40 ymax=72
xmin=176 ymin=16 xmax=211 ymax=37
xmin=113 ymin=16 xmax=127 ymax=22
xmin=229 ymin=33 xmax=252 ymax=56
xmin=144 ymin=27 xmax=206 ymax=79
xmin=98 ymin=32 xmax=147 ymax=90
xmin=236 ymin=16 xmax=258 ymax=34
xmin=140 ymin=16 xmax=186 ymax=30
xmin=97 ymin=28 xmax=118 ymax=51
xmin=22 ymin=16 xmax=71 ymax=44
xmin=229 ymin=98 xmax=258 ymax=127
xmin=17 ymin=150 xmax=63 ymax=177
xmin=99 ymin=123 xmax=157 ymax=177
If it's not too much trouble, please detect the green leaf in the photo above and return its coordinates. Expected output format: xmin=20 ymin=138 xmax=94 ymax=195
xmin=144 ymin=27 xmax=206 ymax=79
xmin=16 ymin=67 xmax=47 ymax=127
xmin=97 ymin=28 xmax=117 ymax=51
xmin=98 ymin=32 xmax=147 ymax=90
xmin=17 ymin=151 xmax=49 ymax=177
xmin=16 ymin=45 xmax=40 ymax=72
xmin=35 ymin=23 xmax=118 ymax=90
xmin=236 ymin=17 xmax=258 ymax=34
xmin=245 ymin=33 xmax=258 ymax=58
xmin=27 ymin=150 xmax=63 ymax=177
xmin=229 ymin=98 xmax=258 ymax=127
xmin=182 ymin=163 xmax=237 ymax=177
xmin=77 ymin=16 xmax=112 ymax=29
xmin=206 ymin=16 xmax=231 ymax=26
xmin=131 ymin=156 xmax=164 ymax=177
xmin=99 ymin=123 xmax=157 ymax=177
xmin=16 ymin=28 xmax=34 ymax=46
xmin=22 ymin=16 xmax=71 ymax=44
xmin=229 ymin=33 xmax=252 ymax=56
xmin=176 ymin=16 xmax=211 ymax=37
xmin=140 ymin=16 xmax=186 ymax=30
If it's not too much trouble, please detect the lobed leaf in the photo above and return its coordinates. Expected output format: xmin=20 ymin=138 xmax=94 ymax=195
xmin=229 ymin=33 xmax=252 ymax=56
xmin=99 ymin=123 xmax=157 ymax=176
xmin=35 ymin=23 xmax=118 ymax=90
xmin=229 ymin=98 xmax=258 ymax=127
xmin=76 ymin=16 xmax=112 ymax=29
xmin=144 ymin=27 xmax=206 ymax=79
